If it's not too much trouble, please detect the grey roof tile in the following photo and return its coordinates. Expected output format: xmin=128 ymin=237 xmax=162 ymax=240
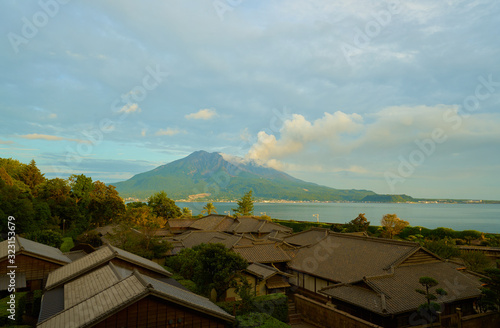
xmin=0 ymin=236 xmax=71 ymax=264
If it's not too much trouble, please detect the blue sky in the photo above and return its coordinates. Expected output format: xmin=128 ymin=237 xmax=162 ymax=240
xmin=1 ymin=0 xmax=499 ymax=200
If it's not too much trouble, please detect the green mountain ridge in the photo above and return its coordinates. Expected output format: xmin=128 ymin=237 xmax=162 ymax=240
xmin=111 ymin=150 xmax=410 ymax=202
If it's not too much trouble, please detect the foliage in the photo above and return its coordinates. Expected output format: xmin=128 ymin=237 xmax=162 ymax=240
xmin=415 ymin=277 xmax=447 ymax=324
xmin=23 ymin=229 xmax=63 ymax=248
xmin=0 ymin=292 xmax=27 ymax=325
xmin=201 ymin=202 xmax=217 ymax=215
xmin=76 ymin=230 xmax=103 ymax=248
xmin=219 ymin=293 xmax=289 ymax=323
xmin=181 ymin=207 xmax=192 ymax=217
xmin=192 ymin=243 xmax=248 ymax=301
xmin=60 ymin=237 xmax=74 ymax=253
xmin=235 ymin=312 xmax=289 ymax=328
xmin=459 ymin=250 xmax=491 ymax=273
xmin=233 ymin=190 xmax=254 ymax=217
xmin=381 ymin=214 xmax=409 ymax=239
xmin=29 ymin=290 xmax=43 ymax=317
xmin=107 ymin=221 xmax=171 ymax=259
xmin=478 ymin=266 xmax=500 ymax=312
xmin=271 ymin=218 xmax=331 ymax=233
xmin=169 ymin=243 xmax=247 ymax=301
xmin=88 ymin=181 xmax=125 ymax=227
xmin=344 ymin=213 xmax=370 ymax=232
xmin=423 ymin=239 xmax=460 ymax=259
xmin=147 ymin=191 xmax=181 ymax=219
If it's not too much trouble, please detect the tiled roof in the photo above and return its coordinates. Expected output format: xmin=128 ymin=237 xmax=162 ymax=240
xmin=37 ymin=271 xmax=234 ymax=327
xmin=63 ymin=250 xmax=87 ymax=262
xmin=38 ymin=273 xmax=148 ymax=328
xmin=142 ymin=275 xmax=234 ymax=321
xmin=45 ymin=244 xmax=171 ymax=290
xmin=283 ymin=228 xmax=329 ymax=247
xmin=173 ymin=231 xmax=242 ymax=249
xmin=0 ymin=236 xmax=71 ymax=264
xmin=245 ymin=263 xmax=281 ymax=280
xmin=288 ymin=233 xmax=418 ymax=283
xmin=233 ymin=243 xmax=292 ymax=263
xmin=189 ymin=215 xmax=229 ymax=230
xmin=321 ymin=262 xmax=482 ymax=316
xmin=228 ymin=217 xmax=292 ymax=234
xmin=167 ymin=219 xmax=197 ymax=229
xmin=64 ymin=264 xmax=121 ymax=308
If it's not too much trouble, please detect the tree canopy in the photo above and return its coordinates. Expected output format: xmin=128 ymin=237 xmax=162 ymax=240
xmin=381 ymin=213 xmax=409 ymax=239
xmin=148 ymin=191 xmax=182 ymax=219
xmin=233 ymin=190 xmax=254 ymax=216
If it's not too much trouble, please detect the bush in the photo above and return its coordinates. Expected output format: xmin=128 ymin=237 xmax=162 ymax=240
xmin=428 ymin=227 xmax=457 ymax=240
xmin=76 ymin=230 xmax=103 ymax=248
xmin=30 ymin=290 xmax=43 ymax=318
xmin=218 ymin=293 xmax=288 ymax=323
xmin=423 ymin=239 xmax=460 ymax=259
xmin=60 ymin=237 xmax=74 ymax=253
xmin=236 ymin=312 xmax=289 ymax=328
xmin=23 ymin=229 xmax=63 ymax=248
xmin=0 ymin=292 xmax=28 ymax=325
xmin=460 ymin=251 xmax=491 ymax=273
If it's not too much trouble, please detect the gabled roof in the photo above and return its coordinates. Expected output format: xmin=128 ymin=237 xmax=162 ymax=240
xmin=233 ymin=242 xmax=292 ymax=264
xmin=45 ymin=244 xmax=171 ymax=290
xmin=245 ymin=263 xmax=292 ymax=280
xmin=288 ymin=232 xmax=419 ymax=283
xmin=320 ymin=262 xmax=482 ymax=316
xmin=172 ymin=230 xmax=242 ymax=249
xmin=37 ymin=270 xmax=234 ymax=327
xmin=283 ymin=227 xmax=330 ymax=247
xmin=167 ymin=218 xmax=197 ymax=229
xmin=0 ymin=236 xmax=71 ymax=265
xmin=189 ymin=214 xmax=231 ymax=231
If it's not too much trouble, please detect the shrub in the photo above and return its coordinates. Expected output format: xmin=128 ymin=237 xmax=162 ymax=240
xmin=0 ymin=292 xmax=28 ymax=325
xmin=460 ymin=251 xmax=491 ymax=273
xmin=423 ymin=239 xmax=460 ymax=259
xmin=76 ymin=230 xmax=103 ymax=248
xmin=236 ymin=312 xmax=289 ymax=328
xmin=23 ymin=229 xmax=63 ymax=248
xmin=219 ymin=293 xmax=288 ymax=323
xmin=60 ymin=237 xmax=74 ymax=253
xmin=29 ymin=290 xmax=43 ymax=317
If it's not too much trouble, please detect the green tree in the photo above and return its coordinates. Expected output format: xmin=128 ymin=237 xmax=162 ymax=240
xmin=233 ymin=190 xmax=254 ymax=217
xmin=148 ymin=191 xmax=182 ymax=219
xmin=24 ymin=229 xmax=63 ymax=248
xmin=416 ymin=276 xmax=447 ymax=323
xmin=181 ymin=207 xmax=192 ymax=218
xmin=479 ymin=266 xmax=500 ymax=312
xmin=201 ymin=202 xmax=217 ymax=215
xmin=192 ymin=243 xmax=248 ymax=301
xmin=381 ymin=214 xmax=409 ymax=239
xmin=344 ymin=213 xmax=370 ymax=232
xmin=89 ymin=181 xmax=125 ymax=227
xmin=459 ymin=250 xmax=491 ymax=273
xmin=423 ymin=239 xmax=460 ymax=259
xmin=20 ymin=159 xmax=45 ymax=192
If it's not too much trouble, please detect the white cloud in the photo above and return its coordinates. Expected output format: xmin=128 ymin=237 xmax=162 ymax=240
xmin=185 ymin=108 xmax=217 ymax=120
xmin=118 ymin=103 xmax=141 ymax=114
xmin=49 ymin=113 xmax=57 ymax=119
xmin=155 ymin=128 xmax=184 ymax=136
xmin=19 ymin=133 xmax=89 ymax=144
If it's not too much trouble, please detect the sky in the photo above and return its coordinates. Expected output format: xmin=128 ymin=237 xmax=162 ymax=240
xmin=1 ymin=0 xmax=499 ymax=200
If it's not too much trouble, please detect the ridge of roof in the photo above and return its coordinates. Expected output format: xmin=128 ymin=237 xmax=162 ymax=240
xmin=326 ymin=231 xmax=419 ymax=247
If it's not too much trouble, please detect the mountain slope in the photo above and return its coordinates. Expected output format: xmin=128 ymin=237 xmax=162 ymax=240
xmin=112 ymin=150 xmax=377 ymax=201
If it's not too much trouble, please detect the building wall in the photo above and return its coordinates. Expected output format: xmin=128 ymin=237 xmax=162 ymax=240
xmin=92 ymin=295 xmax=230 ymax=328
xmin=294 ymin=294 xmax=383 ymax=328
xmin=0 ymin=254 xmax=63 ymax=290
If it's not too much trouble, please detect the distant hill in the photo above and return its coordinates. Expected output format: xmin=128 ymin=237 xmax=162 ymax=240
xmin=112 ymin=150 xmax=405 ymax=202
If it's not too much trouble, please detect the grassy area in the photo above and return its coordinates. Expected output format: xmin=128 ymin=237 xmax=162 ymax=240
xmin=60 ymin=237 xmax=74 ymax=253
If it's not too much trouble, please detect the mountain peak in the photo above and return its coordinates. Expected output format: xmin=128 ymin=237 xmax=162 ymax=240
xmin=112 ymin=150 xmax=376 ymax=201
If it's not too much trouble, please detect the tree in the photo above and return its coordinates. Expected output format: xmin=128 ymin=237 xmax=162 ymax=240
xmin=191 ymin=243 xmax=248 ymax=301
xmin=88 ymin=181 xmax=125 ymax=227
xmin=381 ymin=214 xmax=409 ymax=239
xmin=459 ymin=250 xmax=491 ymax=273
xmin=181 ymin=207 xmax=192 ymax=218
xmin=69 ymin=174 xmax=93 ymax=205
xmin=478 ymin=266 xmax=500 ymax=312
xmin=148 ymin=191 xmax=182 ymax=219
xmin=344 ymin=213 xmax=370 ymax=232
xmin=415 ymin=276 xmax=447 ymax=323
xmin=20 ymin=159 xmax=45 ymax=192
xmin=233 ymin=190 xmax=254 ymax=216
xmin=201 ymin=202 xmax=217 ymax=215
xmin=125 ymin=205 xmax=166 ymax=249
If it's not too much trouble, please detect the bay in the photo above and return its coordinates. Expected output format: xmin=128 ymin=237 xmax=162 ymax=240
xmin=175 ymin=202 xmax=500 ymax=234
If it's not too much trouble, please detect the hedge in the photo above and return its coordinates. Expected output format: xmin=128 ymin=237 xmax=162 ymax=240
xmin=0 ymin=292 xmax=27 ymax=325
xmin=218 ymin=293 xmax=288 ymax=323
xmin=235 ymin=312 xmax=289 ymax=328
